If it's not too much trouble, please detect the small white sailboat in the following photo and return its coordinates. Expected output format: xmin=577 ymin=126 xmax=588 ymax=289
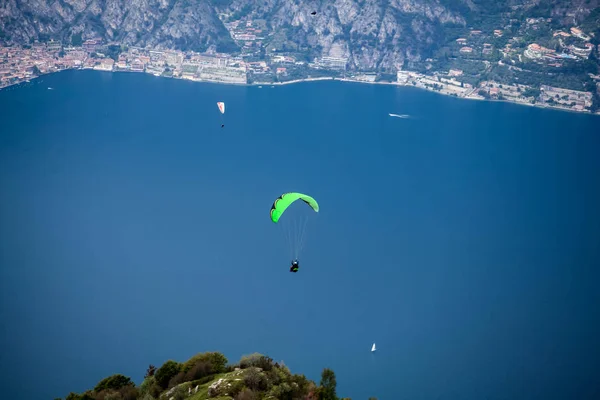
xmin=371 ymin=343 xmax=376 ymax=352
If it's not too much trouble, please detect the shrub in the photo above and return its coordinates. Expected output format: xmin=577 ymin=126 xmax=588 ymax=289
xmin=306 ymin=380 xmax=318 ymax=398
xmin=290 ymin=374 xmax=311 ymax=398
xmin=168 ymin=371 xmax=187 ymax=388
xmin=268 ymin=382 xmax=293 ymax=399
xmin=235 ymin=388 xmax=258 ymax=400
xmin=204 ymin=351 xmax=228 ymax=373
xmin=239 ymin=353 xmax=262 ymax=368
xmin=120 ymin=386 xmax=138 ymax=400
xmin=155 ymin=360 xmax=182 ymax=389
xmin=183 ymin=352 xmax=228 ymax=374
xmin=138 ymin=377 xmax=156 ymax=397
xmin=318 ymin=368 xmax=337 ymax=400
xmin=227 ymin=379 xmax=245 ymax=398
xmin=265 ymin=367 xmax=280 ymax=386
xmin=255 ymin=355 xmax=274 ymax=371
xmin=244 ymin=368 xmax=268 ymax=391
xmin=65 ymin=393 xmax=94 ymax=400
xmin=94 ymin=374 xmax=134 ymax=392
xmin=184 ymin=360 xmax=212 ymax=381
xmin=239 ymin=353 xmax=274 ymax=371
xmin=96 ymin=391 xmax=120 ymax=400
xmin=266 ymin=365 xmax=291 ymax=387
xmin=169 ymin=385 xmax=187 ymax=400
xmin=94 ymin=386 xmax=138 ymax=400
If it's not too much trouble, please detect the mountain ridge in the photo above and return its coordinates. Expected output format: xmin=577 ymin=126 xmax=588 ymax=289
xmin=2 ymin=0 xmax=600 ymax=111
xmin=59 ymin=351 xmax=355 ymax=400
xmin=2 ymin=0 xmax=598 ymax=71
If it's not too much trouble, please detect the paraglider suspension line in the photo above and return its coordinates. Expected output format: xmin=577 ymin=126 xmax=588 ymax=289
xmin=279 ymin=215 xmax=309 ymax=261
xmin=295 ymin=215 xmax=309 ymax=260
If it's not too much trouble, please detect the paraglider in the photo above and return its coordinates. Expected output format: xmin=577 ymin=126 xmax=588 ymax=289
xmin=217 ymin=102 xmax=225 ymax=128
xmin=270 ymin=192 xmax=319 ymax=273
xmin=290 ymin=260 xmax=299 ymax=273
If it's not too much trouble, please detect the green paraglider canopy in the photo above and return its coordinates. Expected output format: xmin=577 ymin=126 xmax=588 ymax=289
xmin=270 ymin=192 xmax=319 ymax=223
xmin=269 ymin=192 xmax=319 ymax=262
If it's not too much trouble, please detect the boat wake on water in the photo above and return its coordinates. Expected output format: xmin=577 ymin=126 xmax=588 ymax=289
xmin=389 ymin=113 xmax=410 ymax=118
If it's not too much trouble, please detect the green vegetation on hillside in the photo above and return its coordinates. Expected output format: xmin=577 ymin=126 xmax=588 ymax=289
xmin=59 ymin=352 xmax=362 ymax=400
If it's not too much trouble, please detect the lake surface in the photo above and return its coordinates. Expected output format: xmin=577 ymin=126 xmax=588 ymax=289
xmin=1 ymin=70 xmax=599 ymax=400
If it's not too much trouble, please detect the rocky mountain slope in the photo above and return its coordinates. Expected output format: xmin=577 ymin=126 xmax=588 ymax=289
xmin=60 ymin=351 xmax=347 ymax=400
xmin=1 ymin=0 xmax=598 ymax=71
xmin=0 ymin=0 xmax=235 ymax=52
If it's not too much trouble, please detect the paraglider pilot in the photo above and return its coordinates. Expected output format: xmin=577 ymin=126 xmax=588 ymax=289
xmin=290 ymin=260 xmax=299 ymax=273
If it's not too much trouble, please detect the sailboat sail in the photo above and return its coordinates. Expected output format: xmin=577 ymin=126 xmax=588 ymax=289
xmin=371 ymin=343 xmax=376 ymax=352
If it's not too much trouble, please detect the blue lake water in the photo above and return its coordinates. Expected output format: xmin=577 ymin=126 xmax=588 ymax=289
xmin=1 ymin=70 xmax=599 ymax=400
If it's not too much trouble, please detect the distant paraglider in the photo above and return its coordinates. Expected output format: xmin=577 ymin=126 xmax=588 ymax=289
xmin=290 ymin=260 xmax=300 ymax=273
xmin=270 ymin=192 xmax=320 ymax=273
xmin=217 ymin=101 xmax=225 ymax=128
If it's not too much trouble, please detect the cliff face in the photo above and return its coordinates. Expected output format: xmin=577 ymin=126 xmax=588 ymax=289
xmin=0 ymin=0 xmax=235 ymax=52
xmin=0 ymin=0 xmax=596 ymax=71
xmin=222 ymin=0 xmax=466 ymax=70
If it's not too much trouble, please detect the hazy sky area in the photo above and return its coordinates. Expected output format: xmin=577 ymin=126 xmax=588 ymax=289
xmin=1 ymin=70 xmax=599 ymax=400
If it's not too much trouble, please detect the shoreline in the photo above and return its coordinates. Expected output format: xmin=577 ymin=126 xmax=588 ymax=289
xmin=337 ymin=78 xmax=599 ymax=116
xmin=274 ymin=76 xmax=599 ymax=116
xmin=5 ymin=68 xmax=599 ymax=116
xmin=257 ymin=76 xmax=336 ymax=85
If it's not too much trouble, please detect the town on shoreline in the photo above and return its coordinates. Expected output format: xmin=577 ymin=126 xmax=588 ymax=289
xmin=1 ymin=37 xmax=598 ymax=116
